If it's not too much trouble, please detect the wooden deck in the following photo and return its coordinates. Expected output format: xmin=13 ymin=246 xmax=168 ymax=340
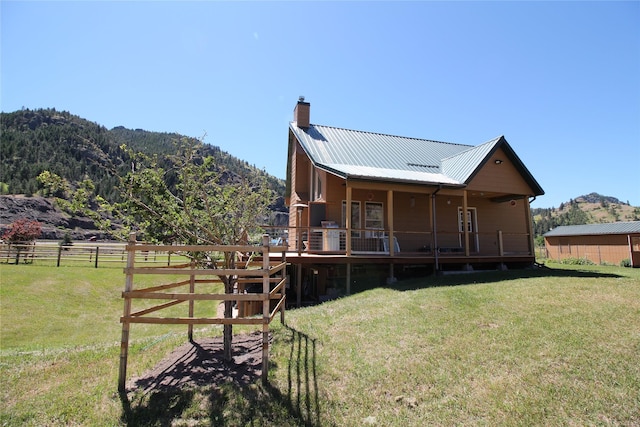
xmin=275 ymin=251 xmax=534 ymax=267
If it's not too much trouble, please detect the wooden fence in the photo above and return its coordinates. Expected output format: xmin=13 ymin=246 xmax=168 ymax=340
xmin=118 ymin=233 xmax=288 ymax=391
xmin=0 ymin=242 xmax=183 ymax=267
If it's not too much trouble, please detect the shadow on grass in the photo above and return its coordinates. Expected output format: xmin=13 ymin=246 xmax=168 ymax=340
xmin=389 ymin=265 xmax=625 ymax=292
xmin=119 ymin=327 xmax=325 ymax=426
xmin=276 ymin=324 xmax=324 ymax=427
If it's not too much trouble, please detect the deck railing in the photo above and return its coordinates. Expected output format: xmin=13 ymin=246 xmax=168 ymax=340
xmin=261 ymin=226 xmax=532 ymax=257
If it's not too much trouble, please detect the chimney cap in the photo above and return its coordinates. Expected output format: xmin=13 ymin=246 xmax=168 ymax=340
xmin=298 ymin=95 xmax=305 ymax=102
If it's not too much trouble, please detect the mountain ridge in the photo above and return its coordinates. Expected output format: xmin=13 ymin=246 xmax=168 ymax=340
xmin=0 ymin=108 xmax=285 ymax=199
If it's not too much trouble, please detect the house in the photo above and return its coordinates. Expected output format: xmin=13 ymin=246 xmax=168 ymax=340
xmin=281 ymin=99 xmax=545 ymax=304
xmin=544 ymin=221 xmax=640 ymax=267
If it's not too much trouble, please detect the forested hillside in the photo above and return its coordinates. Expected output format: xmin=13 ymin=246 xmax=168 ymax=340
xmin=532 ymin=193 xmax=640 ymax=237
xmin=0 ymin=108 xmax=285 ymax=201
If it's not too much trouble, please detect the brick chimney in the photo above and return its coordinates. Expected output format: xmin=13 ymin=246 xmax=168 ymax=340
xmin=293 ymin=96 xmax=310 ymax=128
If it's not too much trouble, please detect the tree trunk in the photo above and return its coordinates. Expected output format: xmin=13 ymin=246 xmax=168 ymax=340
xmin=222 ymin=269 xmax=235 ymax=362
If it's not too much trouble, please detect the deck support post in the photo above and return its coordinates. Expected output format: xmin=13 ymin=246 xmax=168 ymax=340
xmin=346 ymin=263 xmax=351 ymax=295
xmin=387 ymin=263 xmax=396 ymax=284
xmin=296 ymin=264 xmax=302 ymax=308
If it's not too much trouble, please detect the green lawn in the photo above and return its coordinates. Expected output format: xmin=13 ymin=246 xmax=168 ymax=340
xmin=1 ymin=262 xmax=639 ymax=426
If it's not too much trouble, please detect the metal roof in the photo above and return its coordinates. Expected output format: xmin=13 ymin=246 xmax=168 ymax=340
xmin=290 ymin=123 xmax=471 ymax=175
xmin=544 ymin=221 xmax=640 ymax=237
xmin=441 ymin=137 xmax=501 ymax=183
xmin=321 ymin=163 xmax=463 ymax=186
xmin=289 ymin=122 xmax=544 ymax=195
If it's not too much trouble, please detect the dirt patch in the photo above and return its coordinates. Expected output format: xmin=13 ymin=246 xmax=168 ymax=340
xmin=126 ymin=331 xmax=267 ymax=394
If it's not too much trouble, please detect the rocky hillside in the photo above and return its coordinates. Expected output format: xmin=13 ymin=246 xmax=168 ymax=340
xmin=1 ymin=195 xmax=289 ymax=242
xmin=532 ymin=193 xmax=640 ymax=237
xmin=0 ymin=195 xmax=106 ymax=240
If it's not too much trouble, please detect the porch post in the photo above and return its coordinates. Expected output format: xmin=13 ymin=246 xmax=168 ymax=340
xmin=387 ymin=190 xmax=394 ymax=256
xmin=432 ymin=192 xmax=439 ymax=271
xmin=346 ymin=185 xmax=352 ymax=256
xmin=463 ymin=190 xmax=470 ymax=257
xmin=387 ymin=190 xmax=395 ymax=283
xmin=524 ymin=197 xmax=534 ymax=256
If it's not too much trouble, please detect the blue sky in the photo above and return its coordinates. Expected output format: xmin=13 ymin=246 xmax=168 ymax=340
xmin=2 ymin=1 xmax=639 ymax=208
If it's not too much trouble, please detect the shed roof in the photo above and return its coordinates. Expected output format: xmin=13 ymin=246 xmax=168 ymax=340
xmin=544 ymin=221 xmax=640 ymax=237
xmin=289 ymin=122 xmax=544 ymax=195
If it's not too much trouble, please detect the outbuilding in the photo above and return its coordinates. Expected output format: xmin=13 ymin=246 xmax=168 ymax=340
xmin=544 ymin=221 xmax=640 ymax=267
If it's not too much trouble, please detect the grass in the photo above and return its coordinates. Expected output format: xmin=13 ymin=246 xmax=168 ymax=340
xmin=1 ymin=262 xmax=639 ymax=425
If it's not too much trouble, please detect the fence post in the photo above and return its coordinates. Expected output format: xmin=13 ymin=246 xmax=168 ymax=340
xmin=262 ymin=234 xmax=270 ymax=385
xmin=57 ymin=245 xmax=63 ymax=267
xmin=94 ymin=247 xmax=99 ymax=268
xmin=188 ymin=261 xmax=195 ymax=341
xmin=118 ymin=232 xmax=137 ymax=392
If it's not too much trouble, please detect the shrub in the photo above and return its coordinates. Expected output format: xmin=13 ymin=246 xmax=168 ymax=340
xmin=1 ymin=219 xmax=42 ymax=264
xmin=558 ymin=257 xmax=595 ymax=266
xmin=1 ymin=219 xmax=42 ymax=243
xmin=60 ymin=232 xmax=73 ymax=247
xmin=620 ymin=258 xmax=631 ymax=268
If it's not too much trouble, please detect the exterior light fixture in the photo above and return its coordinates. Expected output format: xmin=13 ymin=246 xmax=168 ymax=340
xmin=494 ymin=159 xmax=503 ymax=164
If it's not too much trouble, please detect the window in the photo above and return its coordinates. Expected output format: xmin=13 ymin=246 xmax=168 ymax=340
xmin=458 ymin=207 xmax=479 ymax=252
xmin=365 ymin=202 xmax=384 ymax=237
xmin=342 ymin=201 xmax=361 ymax=237
xmin=311 ymin=167 xmax=322 ymax=201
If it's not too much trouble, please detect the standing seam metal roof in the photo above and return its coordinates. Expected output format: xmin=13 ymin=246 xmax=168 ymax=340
xmin=441 ymin=137 xmax=501 ymax=183
xmin=543 ymin=221 xmax=640 ymax=237
xmin=291 ymin=123 xmax=473 ymax=181
xmin=289 ymin=122 xmax=544 ymax=195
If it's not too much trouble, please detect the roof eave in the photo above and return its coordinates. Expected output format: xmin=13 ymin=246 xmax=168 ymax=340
xmin=336 ymin=171 xmax=465 ymax=188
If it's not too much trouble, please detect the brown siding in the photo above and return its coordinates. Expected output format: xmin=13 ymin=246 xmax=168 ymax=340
xmin=467 ymin=147 xmax=533 ymax=195
xmin=288 ymin=141 xmax=311 ymax=250
xmin=294 ymin=142 xmax=310 ymax=197
xmin=545 ymin=234 xmax=637 ymax=265
xmin=393 ymin=193 xmax=430 ymax=232
xmin=325 ymin=173 xmax=344 ymax=221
